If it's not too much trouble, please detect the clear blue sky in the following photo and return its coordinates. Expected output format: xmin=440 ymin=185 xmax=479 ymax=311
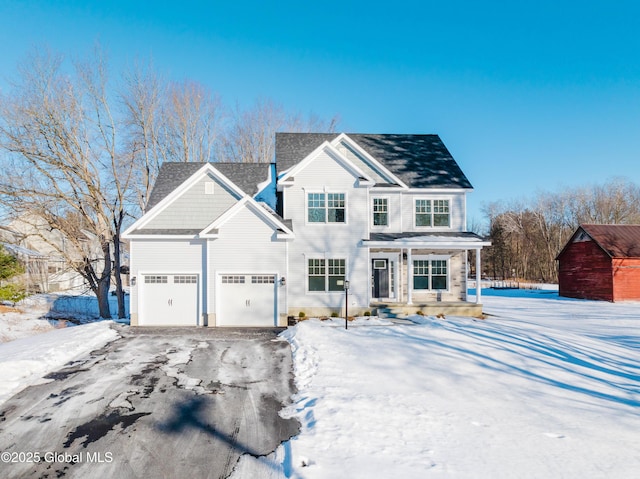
xmin=1 ymin=0 xmax=639 ymax=226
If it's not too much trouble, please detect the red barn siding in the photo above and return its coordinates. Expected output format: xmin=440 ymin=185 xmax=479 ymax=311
xmin=612 ymin=258 xmax=640 ymax=301
xmin=558 ymin=239 xmax=613 ymax=301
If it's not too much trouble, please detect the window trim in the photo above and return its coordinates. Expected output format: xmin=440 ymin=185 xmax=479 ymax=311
xmin=306 ymin=191 xmax=348 ymax=225
xmin=307 ymin=257 xmax=347 ymax=293
xmin=411 ymin=255 xmax=450 ymax=292
xmin=413 ymin=197 xmax=452 ymax=229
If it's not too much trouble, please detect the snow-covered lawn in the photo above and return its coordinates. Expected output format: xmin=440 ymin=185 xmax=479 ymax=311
xmin=2 ymin=290 xmax=639 ymax=478
xmin=0 ymin=295 xmax=58 ymax=342
xmin=241 ymin=289 xmax=640 ymax=479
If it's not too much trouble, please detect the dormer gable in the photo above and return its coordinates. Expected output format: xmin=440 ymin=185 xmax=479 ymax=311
xmin=200 ymin=196 xmax=294 ymax=240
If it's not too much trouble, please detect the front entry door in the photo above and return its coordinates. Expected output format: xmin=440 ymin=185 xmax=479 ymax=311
xmin=372 ymin=259 xmax=389 ymax=298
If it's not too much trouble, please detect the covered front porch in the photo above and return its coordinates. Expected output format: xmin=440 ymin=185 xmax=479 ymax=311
xmin=363 ymin=232 xmax=490 ymax=318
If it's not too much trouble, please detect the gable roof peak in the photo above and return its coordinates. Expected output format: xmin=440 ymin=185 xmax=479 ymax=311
xmin=275 ymin=132 xmax=473 ymax=189
xmin=574 ymin=224 xmax=640 ymax=258
xmin=146 ymin=161 xmax=272 ymax=210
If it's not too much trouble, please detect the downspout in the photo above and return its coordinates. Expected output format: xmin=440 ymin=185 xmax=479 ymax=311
xmin=203 ymin=239 xmax=209 ymax=326
xmin=285 ymin=240 xmax=289 ymax=322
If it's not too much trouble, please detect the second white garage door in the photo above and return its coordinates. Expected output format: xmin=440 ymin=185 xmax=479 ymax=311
xmin=218 ymin=274 xmax=277 ymax=326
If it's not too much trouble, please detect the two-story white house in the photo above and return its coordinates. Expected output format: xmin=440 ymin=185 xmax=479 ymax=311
xmin=123 ymin=133 xmax=489 ymax=326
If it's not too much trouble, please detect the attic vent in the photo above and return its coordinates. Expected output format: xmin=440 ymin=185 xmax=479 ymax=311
xmin=573 ymin=231 xmax=591 ymax=243
xmin=205 ymin=182 xmax=215 ymax=195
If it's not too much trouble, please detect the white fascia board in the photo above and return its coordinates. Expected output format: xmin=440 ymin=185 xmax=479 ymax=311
xmin=278 ymin=140 xmax=375 ymax=186
xmin=123 ymin=163 xmax=246 ymax=236
xmin=199 ymin=197 xmax=294 ymax=239
xmin=331 ymin=133 xmax=409 ymax=188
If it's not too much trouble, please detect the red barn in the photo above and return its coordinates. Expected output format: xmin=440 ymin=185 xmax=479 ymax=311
xmin=557 ymin=224 xmax=640 ymax=301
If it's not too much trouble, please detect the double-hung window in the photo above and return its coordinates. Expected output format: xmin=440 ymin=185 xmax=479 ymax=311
xmin=433 ymin=200 xmax=450 ymax=226
xmin=373 ymin=198 xmax=388 ymax=226
xmin=308 ymin=258 xmax=346 ymax=291
xmin=308 ymin=193 xmax=346 ymax=223
xmin=415 ymin=199 xmax=450 ymax=227
xmin=413 ymin=259 xmax=448 ymax=290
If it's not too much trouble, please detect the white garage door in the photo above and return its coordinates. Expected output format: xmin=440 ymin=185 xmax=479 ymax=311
xmin=218 ymin=274 xmax=277 ymax=327
xmin=141 ymin=274 xmax=199 ymax=326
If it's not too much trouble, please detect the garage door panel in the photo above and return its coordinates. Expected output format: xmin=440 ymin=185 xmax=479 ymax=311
xmin=141 ymin=274 xmax=199 ymax=326
xmin=218 ymin=274 xmax=277 ymax=327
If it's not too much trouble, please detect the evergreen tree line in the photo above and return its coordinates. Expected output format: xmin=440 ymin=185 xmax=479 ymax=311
xmin=482 ymin=178 xmax=640 ymax=283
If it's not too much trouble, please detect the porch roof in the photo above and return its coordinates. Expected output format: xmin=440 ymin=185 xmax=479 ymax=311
xmin=363 ymin=231 xmax=490 ymax=249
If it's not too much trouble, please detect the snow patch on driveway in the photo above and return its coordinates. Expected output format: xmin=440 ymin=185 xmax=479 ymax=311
xmin=160 ymin=342 xmax=217 ymax=394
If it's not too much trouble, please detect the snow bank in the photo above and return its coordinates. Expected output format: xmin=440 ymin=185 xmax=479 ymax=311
xmin=0 ymin=321 xmax=120 ymax=406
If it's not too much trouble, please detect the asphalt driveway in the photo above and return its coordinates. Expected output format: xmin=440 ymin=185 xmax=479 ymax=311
xmin=0 ymin=325 xmax=299 ymax=479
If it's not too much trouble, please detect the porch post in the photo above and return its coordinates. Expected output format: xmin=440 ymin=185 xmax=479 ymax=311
xmin=407 ymin=247 xmax=413 ymax=305
xmin=475 ymin=247 xmax=482 ymax=304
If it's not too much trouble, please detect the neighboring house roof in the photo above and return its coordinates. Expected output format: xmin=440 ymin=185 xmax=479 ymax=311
xmin=1 ymin=242 xmax=47 ymax=258
xmin=558 ymin=224 xmax=640 ymax=259
xmin=275 ymin=133 xmax=473 ymax=189
xmin=146 ymin=162 xmax=272 ymax=210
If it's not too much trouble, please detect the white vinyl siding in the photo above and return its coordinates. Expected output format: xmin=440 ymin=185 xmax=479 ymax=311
xmin=145 ymin=174 xmax=239 ymax=230
xmin=207 ymin=204 xmax=287 ymax=325
xmin=283 ymin=148 xmax=370 ymax=311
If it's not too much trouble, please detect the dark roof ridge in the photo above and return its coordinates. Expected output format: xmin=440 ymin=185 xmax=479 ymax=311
xmin=275 ymin=132 xmax=472 ymax=189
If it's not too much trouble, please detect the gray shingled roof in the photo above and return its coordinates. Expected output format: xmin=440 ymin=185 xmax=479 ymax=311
xmin=275 ymin=133 xmax=473 ymax=189
xmin=146 ymin=162 xmax=271 ymax=210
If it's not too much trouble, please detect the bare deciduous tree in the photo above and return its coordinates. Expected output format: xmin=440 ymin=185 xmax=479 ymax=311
xmin=484 ymin=178 xmax=640 ymax=283
xmin=0 ymin=47 xmax=130 ymax=317
xmin=0 ymin=46 xmax=341 ymax=318
xmin=163 ymin=80 xmax=224 ymax=163
xmin=223 ymin=98 xmax=339 ymax=163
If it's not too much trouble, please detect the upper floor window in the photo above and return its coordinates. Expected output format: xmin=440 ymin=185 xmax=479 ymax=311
xmin=308 ymin=193 xmax=346 ymax=223
xmin=373 ymin=198 xmax=388 ymax=226
xmin=415 ymin=199 xmax=450 ymax=227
